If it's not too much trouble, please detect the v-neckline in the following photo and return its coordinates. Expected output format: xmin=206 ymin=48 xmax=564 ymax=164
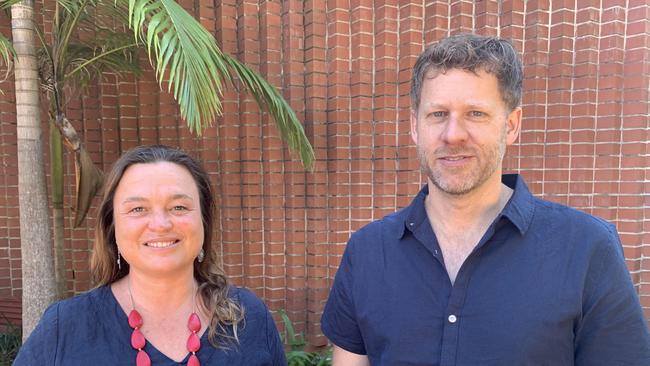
xmin=99 ymin=286 xmax=216 ymax=364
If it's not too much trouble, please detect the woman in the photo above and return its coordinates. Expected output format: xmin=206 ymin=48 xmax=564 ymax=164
xmin=14 ymin=145 xmax=287 ymax=365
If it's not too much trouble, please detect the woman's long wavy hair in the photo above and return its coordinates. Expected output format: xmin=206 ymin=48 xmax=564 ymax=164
xmin=90 ymin=145 xmax=244 ymax=346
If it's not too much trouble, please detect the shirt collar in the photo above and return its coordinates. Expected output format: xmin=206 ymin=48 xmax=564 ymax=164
xmin=500 ymin=174 xmax=535 ymax=235
xmin=401 ymin=174 xmax=535 ymax=238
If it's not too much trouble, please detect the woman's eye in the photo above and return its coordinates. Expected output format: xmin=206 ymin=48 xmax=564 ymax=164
xmin=172 ymin=206 xmax=188 ymax=211
xmin=128 ymin=207 xmax=145 ymax=214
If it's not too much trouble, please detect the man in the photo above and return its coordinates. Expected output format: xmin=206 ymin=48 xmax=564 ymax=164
xmin=321 ymin=33 xmax=650 ymax=365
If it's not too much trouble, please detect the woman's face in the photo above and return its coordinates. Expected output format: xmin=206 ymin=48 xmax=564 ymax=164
xmin=113 ymin=162 xmax=204 ymax=277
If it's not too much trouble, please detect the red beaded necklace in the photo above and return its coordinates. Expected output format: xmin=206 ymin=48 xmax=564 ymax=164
xmin=127 ymin=282 xmax=202 ymax=366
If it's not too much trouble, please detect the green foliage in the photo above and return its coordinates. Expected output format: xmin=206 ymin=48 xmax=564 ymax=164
xmin=0 ymin=0 xmax=21 ymax=10
xmin=41 ymin=0 xmax=140 ymax=95
xmin=0 ymin=34 xmax=13 ymax=68
xmin=0 ymin=0 xmax=20 ymax=86
xmin=0 ymin=35 xmax=13 ymax=85
xmin=2 ymin=0 xmax=314 ymax=169
xmin=0 ymin=313 xmax=21 ymax=366
xmin=124 ymin=0 xmax=314 ymax=169
xmin=280 ymin=310 xmax=332 ymax=366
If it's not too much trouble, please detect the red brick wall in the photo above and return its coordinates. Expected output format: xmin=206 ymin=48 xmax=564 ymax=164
xmin=0 ymin=1 xmax=648 ymax=345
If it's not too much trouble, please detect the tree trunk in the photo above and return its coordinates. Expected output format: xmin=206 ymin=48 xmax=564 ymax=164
xmin=50 ymin=120 xmax=66 ymax=299
xmin=11 ymin=0 xmax=57 ymax=340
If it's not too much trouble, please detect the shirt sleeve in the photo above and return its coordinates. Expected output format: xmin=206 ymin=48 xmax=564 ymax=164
xmin=13 ymin=303 xmax=59 ymax=366
xmin=321 ymin=237 xmax=367 ymax=355
xmin=264 ymin=306 xmax=288 ymax=366
xmin=574 ymin=224 xmax=650 ymax=365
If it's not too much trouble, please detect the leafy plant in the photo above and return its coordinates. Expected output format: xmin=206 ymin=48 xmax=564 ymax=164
xmin=0 ymin=313 xmax=21 ymax=366
xmin=280 ymin=309 xmax=332 ymax=366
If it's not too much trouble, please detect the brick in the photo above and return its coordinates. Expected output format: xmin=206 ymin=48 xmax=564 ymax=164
xmin=4 ymin=0 xmax=650 ymax=342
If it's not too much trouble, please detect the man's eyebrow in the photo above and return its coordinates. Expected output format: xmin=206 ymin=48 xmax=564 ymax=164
xmin=465 ymin=102 xmax=492 ymax=109
xmin=420 ymin=102 xmax=492 ymax=109
xmin=421 ymin=103 xmax=447 ymax=109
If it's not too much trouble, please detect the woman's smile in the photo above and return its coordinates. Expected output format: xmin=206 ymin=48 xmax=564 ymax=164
xmin=113 ymin=161 xmax=204 ymax=276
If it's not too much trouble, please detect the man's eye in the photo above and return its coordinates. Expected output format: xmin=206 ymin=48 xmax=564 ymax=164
xmin=431 ymin=111 xmax=447 ymax=118
xmin=172 ymin=206 xmax=188 ymax=211
xmin=470 ymin=111 xmax=485 ymax=117
xmin=128 ymin=207 xmax=145 ymax=213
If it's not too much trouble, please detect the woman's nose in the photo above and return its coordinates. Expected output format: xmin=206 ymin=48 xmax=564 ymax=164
xmin=148 ymin=209 xmax=173 ymax=231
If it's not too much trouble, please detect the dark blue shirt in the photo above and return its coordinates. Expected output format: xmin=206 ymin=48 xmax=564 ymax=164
xmin=321 ymin=174 xmax=650 ymax=365
xmin=14 ymin=286 xmax=287 ymax=365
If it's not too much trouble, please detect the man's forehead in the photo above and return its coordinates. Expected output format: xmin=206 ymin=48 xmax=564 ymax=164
xmin=423 ymin=67 xmax=489 ymax=80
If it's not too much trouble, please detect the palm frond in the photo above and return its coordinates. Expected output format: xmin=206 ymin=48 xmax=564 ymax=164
xmin=125 ymin=0 xmax=314 ymax=169
xmin=0 ymin=0 xmax=21 ymax=11
xmin=94 ymin=0 xmax=131 ymax=29
xmin=64 ymin=41 xmax=140 ymax=90
xmin=222 ymin=53 xmax=315 ymax=170
xmin=0 ymin=0 xmax=20 ymax=76
xmin=63 ymin=29 xmax=141 ymax=81
xmin=0 ymin=33 xmax=14 ymax=68
xmin=50 ymin=0 xmax=139 ymax=90
xmin=72 ymin=0 xmax=131 ymax=36
xmin=55 ymin=0 xmax=93 ymax=71
xmin=55 ymin=0 xmax=78 ymax=13
xmin=128 ymin=0 xmax=229 ymax=131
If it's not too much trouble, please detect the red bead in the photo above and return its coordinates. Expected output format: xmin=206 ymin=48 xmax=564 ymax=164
xmin=188 ymin=354 xmax=201 ymax=366
xmin=131 ymin=329 xmax=146 ymax=349
xmin=188 ymin=313 xmax=201 ymax=332
xmin=187 ymin=332 xmax=201 ymax=352
xmin=136 ymin=350 xmax=151 ymax=366
xmin=128 ymin=310 xmax=143 ymax=329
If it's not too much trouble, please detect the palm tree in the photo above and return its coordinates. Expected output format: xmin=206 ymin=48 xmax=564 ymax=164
xmin=7 ymin=0 xmax=58 ymax=339
xmin=2 ymin=0 xmax=315 ymax=338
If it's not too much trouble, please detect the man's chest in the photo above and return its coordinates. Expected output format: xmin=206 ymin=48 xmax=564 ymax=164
xmin=429 ymin=214 xmax=491 ymax=284
xmin=435 ymin=228 xmax=485 ymax=283
xmin=353 ymin=239 xmax=580 ymax=366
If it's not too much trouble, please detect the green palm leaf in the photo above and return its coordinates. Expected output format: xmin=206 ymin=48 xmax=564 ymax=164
xmin=0 ymin=33 xmax=13 ymax=68
xmin=124 ymin=0 xmax=314 ymax=169
xmin=54 ymin=0 xmax=133 ymax=79
xmin=0 ymin=0 xmax=19 ymax=66
xmin=63 ymin=40 xmax=140 ymax=89
xmin=0 ymin=0 xmax=21 ymax=10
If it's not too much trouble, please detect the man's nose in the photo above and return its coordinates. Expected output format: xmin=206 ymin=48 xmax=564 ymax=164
xmin=441 ymin=114 xmax=469 ymax=144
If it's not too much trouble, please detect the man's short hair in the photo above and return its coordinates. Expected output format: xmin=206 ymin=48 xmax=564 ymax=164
xmin=410 ymin=33 xmax=523 ymax=112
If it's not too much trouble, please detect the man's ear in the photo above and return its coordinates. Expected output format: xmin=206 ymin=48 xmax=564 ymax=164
xmin=506 ymin=107 xmax=522 ymax=145
xmin=410 ymin=110 xmax=419 ymax=145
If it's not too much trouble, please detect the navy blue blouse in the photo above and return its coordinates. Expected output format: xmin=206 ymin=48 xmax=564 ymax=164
xmin=322 ymin=174 xmax=650 ymax=365
xmin=14 ymin=286 xmax=287 ymax=365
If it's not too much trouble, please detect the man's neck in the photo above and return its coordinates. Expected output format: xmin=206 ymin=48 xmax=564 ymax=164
xmin=424 ymin=174 xmax=513 ymax=284
xmin=425 ymin=174 xmax=512 ymax=231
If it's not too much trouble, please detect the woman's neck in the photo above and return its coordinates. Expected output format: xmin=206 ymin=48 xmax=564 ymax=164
xmin=123 ymin=269 xmax=197 ymax=315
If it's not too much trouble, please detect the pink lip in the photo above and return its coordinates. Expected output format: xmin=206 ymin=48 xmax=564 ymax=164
xmin=438 ymin=155 xmax=473 ymax=167
xmin=142 ymin=238 xmax=181 ymax=249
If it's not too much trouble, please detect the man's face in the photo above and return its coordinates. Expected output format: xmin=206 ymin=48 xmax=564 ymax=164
xmin=410 ymin=68 xmax=521 ymax=195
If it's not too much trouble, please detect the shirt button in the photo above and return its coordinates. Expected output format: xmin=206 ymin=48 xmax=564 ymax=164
xmin=448 ymin=315 xmax=457 ymax=323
